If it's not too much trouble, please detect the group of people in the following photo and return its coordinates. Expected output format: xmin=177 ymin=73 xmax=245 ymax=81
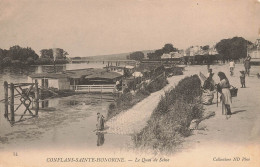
xmin=229 ymin=56 xmax=251 ymax=88
xmin=202 ymin=68 xmax=232 ymax=119
xmin=203 ymin=56 xmax=252 ymax=119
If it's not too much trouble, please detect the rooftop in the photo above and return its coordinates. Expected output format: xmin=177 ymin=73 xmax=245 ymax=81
xmin=29 ymin=73 xmax=68 ymax=79
xmin=29 ymin=68 xmax=108 ymax=79
xmin=85 ymin=71 xmax=122 ymax=80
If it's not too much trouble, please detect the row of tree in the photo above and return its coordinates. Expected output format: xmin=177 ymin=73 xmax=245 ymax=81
xmin=127 ymin=43 xmax=178 ymax=61
xmin=0 ymin=45 xmax=69 ymax=67
xmin=147 ymin=43 xmax=178 ymax=60
xmin=127 ymin=37 xmax=252 ymax=63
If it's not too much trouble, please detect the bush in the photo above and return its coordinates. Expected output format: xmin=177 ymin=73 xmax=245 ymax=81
xmin=106 ymin=72 xmax=169 ymax=121
xmin=116 ymin=92 xmax=132 ymax=108
xmin=174 ymin=75 xmax=202 ymax=103
xmin=123 ymin=87 xmax=130 ymax=94
xmin=107 ymin=92 xmax=133 ymax=120
xmin=109 ymin=103 xmax=116 ymax=111
xmin=133 ymin=74 xmax=203 ymax=153
xmin=146 ymin=76 xmax=168 ymax=93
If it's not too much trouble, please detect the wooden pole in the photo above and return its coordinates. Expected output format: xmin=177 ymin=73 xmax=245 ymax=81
xmin=73 ymin=79 xmax=76 ymax=90
xmin=10 ymin=83 xmax=15 ymax=122
xmin=4 ymin=81 xmax=8 ymax=118
xmin=217 ymin=91 xmax=218 ymax=107
xmin=35 ymin=80 xmax=39 ymax=116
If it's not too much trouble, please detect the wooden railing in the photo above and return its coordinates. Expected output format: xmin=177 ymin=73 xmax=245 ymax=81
xmin=70 ymin=84 xmax=116 ymax=93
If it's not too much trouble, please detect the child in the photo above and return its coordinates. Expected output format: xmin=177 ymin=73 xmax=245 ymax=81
xmin=240 ymin=71 xmax=246 ymax=88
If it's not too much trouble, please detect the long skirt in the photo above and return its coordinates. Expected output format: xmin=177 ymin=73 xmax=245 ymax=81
xmin=221 ymin=88 xmax=232 ymax=115
xmin=97 ymin=117 xmax=104 ymax=131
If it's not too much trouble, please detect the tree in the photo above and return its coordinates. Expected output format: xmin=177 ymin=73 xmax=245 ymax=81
xmin=2 ymin=57 xmax=12 ymax=65
xmin=162 ymin=43 xmax=177 ymax=53
xmin=55 ymin=48 xmax=68 ymax=59
xmin=147 ymin=52 xmax=159 ymax=60
xmin=147 ymin=43 xmax=178 ymax=60
xmin=147 ymin=49 xmax=163 ymax=60
xmin=129 ymin=51 xmax=144 ymax=61
xmin=202 ymin=45 xmax=209 ymax=50
xmin=41 ymin=48 xmax=69 ymax=60
xmin=40 ymin=49 xmax=53 ymax=59
xmin=216 ymin=37 xmax=252 ymax=61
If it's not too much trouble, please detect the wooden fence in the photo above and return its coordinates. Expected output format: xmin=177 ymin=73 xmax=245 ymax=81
xmin=70 ymin=84 xmax=116 ymax=93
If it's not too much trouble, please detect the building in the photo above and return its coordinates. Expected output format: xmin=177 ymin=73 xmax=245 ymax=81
xmin=28 ymin=73 xmax=70 ymax=90
xmin=28 ymin=68 xmax=124 ymax=93
xmin=248 ymin=39 xmax=260 ymax=65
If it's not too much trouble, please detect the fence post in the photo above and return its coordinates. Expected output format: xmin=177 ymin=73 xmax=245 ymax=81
xmin=4 ymin=81 xmax=8 ymax=118
xmin=10 ymin=83 xmax=15 ymax=122
xmin=35 ymin=80 xmax=39 ymax=116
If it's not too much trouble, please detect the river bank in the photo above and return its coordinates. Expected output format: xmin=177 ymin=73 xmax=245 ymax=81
xmin=169 ymin=64 xmax=260 ymax=167
xmin=0 ymin=63 xmax=259 ymax=167
xmin=106 ymin=63 xmax=260 ymax=166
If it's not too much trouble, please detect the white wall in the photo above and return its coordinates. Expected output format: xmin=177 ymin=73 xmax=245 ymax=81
xmin=28 ymin=77 xmax=59 ymax=89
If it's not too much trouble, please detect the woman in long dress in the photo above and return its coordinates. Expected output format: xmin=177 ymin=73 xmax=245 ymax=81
xmin=217 ymin=72 xmax=232 ymax=119
xmin=96 ymin=112 xmax=105 ymax=131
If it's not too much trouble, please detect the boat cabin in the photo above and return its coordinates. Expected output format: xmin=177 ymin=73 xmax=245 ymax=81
xmin=28 ymin=73 xmax=70 ymax=90
xmin=28 ymin=68 xmax=123 ymax=93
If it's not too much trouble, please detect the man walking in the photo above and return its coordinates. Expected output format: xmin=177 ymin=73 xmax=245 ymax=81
xmin=244 ymin=56 xmax=251 ymax=76
xmin=229 ymin=59 xmax=235 ymax=76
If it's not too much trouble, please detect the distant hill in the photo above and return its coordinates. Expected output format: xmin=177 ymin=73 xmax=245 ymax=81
xmin=71 ymin=50 xmax=154 ymax=60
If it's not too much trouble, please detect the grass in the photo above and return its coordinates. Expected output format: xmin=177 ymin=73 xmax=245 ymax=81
xmin=106 ymin=74 xmax=168 ymax=120
xmin=132 ymin=74 xmax=203 ymax=153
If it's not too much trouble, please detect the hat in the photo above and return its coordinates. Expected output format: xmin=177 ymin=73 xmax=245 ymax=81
xmin=240 ymin=71 xmax=245 ymax=74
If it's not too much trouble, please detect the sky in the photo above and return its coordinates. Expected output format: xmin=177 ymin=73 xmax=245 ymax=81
xmin=0 ymin=0 xmax=260 ymax=57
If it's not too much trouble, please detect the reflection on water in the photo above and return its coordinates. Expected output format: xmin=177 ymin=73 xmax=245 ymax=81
xmin=0 ymin=63 xmax=132 ymax=150
xmin=96 ymin=132 xmax=105 ymax=146
xmin=0 ymin=91 xmax=119 ymax=149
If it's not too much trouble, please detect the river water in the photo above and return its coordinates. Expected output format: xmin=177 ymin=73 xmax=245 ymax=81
xmin=0 ymin=63 xmax=132 ymax=151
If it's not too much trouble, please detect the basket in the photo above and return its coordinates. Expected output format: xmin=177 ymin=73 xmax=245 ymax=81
xmin=230 ymin=86 xmax=238 ymax=97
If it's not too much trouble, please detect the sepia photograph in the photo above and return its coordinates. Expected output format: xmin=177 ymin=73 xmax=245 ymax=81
xmin=0 ymin=0 xmax=260 ymax=166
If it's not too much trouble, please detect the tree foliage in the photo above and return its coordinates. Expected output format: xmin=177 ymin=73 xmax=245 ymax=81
xmin=40 ymin=48 xmax=68 ymax=60
xmin=0 ymin=45 xmax=69 ymax=67
xmin=0 ymin=45 xmax=39 ymax=66
xmin=162 ymin=43 xmax=178 ymax=53
xmin=128 ymin=51 xmax=144 ymax=61
xmin=148 ymin=43 xmax=178 ymax=60
xmin=202 ymin=45 xmax=209 ymax=50
xmin=215 ymin=37 xmax=252 ymax=60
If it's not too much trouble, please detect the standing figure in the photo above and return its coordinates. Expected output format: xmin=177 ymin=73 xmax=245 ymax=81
xmin=229 ymin=59 xmax=235 ymax=76
xmin=207 ymin=68 xmax=213 ymax=78
xmin=244 ymin=56 xmax=251 ymax=76
xmin=96 ymin=112 xmax=105 ymax=131
xmin=240 ymin=71 xmax=246 ymax=88
xmin=217 ymin=72 xmax=232 ymax=119
xmin=202 ymin=73 xmax=215 ymax=105
xmin=116 ymin=80 xmax=120 ymax=91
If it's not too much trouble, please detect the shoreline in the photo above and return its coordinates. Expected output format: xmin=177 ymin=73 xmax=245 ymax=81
xmin=106 ymin=63 xmax=260 ymax=154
